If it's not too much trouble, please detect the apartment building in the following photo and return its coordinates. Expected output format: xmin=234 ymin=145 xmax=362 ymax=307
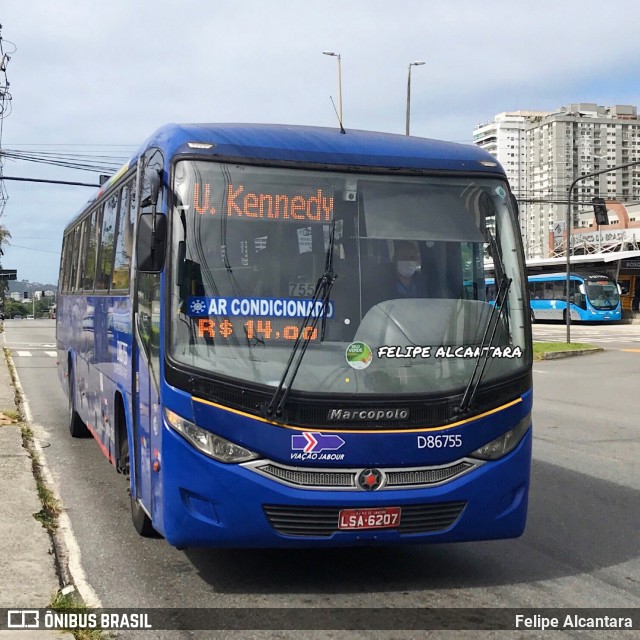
xmin=473 ymin=104 xmax=640 ymax=259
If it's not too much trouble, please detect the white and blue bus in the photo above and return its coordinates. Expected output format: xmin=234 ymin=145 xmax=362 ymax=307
xmin=57 ymin=124 xmax=532 ymax=548
xmin=527 ymin=272 xmax=621 ymax=322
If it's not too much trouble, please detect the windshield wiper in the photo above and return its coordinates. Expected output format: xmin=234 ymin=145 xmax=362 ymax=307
xmin=265 ymin=220 xmax=338 ymax=419
xmin=457 ymin=274 xmax=512 ymax=416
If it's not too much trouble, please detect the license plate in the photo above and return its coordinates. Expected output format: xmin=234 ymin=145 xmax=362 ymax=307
xmin=338 ymin=506 xmax=401 ymax=530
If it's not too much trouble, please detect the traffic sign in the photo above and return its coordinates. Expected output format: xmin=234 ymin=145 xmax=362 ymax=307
xmin=0 ymin=270 xmax=17 ymax=280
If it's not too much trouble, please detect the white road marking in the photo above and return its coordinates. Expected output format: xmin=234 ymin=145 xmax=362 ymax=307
xmin=6 ymin=351 xmax=103 ymax=608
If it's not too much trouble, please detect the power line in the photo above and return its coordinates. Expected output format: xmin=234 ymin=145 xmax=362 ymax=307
xmin=1 ymin=148 xmax=126 ymax=173
xmin=8 ymin=243 xmax=60 ymax=254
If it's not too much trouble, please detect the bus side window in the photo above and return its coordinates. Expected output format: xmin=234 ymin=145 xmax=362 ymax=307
xmin=113 ymin=181 xmax=135 ymax=290
xmin=95 ymin=194 xmax=119 ymax=292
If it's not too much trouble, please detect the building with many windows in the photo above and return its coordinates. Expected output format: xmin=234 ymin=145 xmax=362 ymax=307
xmin=473 ymin=104 xmax=640 ymax=259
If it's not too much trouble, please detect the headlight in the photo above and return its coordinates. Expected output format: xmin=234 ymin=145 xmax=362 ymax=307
xmin=470 ymin=413 xmax=531 ymax=461
xmin=165 ymin=409 xmax=258 ymax=463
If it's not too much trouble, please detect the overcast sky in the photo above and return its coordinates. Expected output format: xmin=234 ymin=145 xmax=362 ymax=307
xmin=1 ymin=0 xmax=640 ymax=284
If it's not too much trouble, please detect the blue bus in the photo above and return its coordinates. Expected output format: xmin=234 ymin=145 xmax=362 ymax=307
xmin=57 ymin=124 xmax=532 ymax=548
xmin=527 ymin=272 xmax=621 ymax=322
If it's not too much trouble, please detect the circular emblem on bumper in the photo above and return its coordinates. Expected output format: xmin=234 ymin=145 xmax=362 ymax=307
xmin=358 ymin=468 xmax=383 ymax=491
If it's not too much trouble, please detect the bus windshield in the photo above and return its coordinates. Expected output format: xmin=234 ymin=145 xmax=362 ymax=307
xmin=169 ymin=161 xmax=528 ymax=396
xmin=585 ymin=279 xmax=620 ymax=310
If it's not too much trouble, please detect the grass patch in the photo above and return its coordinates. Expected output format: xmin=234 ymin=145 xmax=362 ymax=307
xmin=49 ymin=590 xmax=105 ymax=640
xmin=533 ymin=341 xmax=597 ymax=360
xmin=0 ymin=409 xmax=19 ymax=425
xmin=33 ymin=480 xmax=63 ymax=531
xmin=19 ymin=417 xmax=62 ymax=531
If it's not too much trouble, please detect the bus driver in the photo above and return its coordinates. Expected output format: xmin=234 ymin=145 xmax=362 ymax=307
xmin=391 ymin=240 xmax=424 ymax=298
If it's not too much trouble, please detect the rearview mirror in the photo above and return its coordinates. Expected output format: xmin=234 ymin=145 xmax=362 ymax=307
xmin=136 ymin=213 xmax=167 ymax=273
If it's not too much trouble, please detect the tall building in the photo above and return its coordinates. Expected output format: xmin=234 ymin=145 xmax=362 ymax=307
xmin=473 ymin=104 xmax=640 ymax=259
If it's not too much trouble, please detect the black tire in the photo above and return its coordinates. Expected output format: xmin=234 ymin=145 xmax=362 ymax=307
xmin=115 ymin=399 xmax=130 ymax=476
xmin=131 ymin=495 xmax=157 ymax=537
xmin=68 ymin=365 xmax=90 ymax=438
xmin=116 ymin=399 xmax=157 ymax=537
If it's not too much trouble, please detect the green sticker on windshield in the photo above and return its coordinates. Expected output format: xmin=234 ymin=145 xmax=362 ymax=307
xmin=345 ymin=342 xmax=373 ymax=370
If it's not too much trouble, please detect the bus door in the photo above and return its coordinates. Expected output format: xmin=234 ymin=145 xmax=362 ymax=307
xmin=134 ymin=271 xmax=162 ymax=522
xmin=132 ymin=150 xmax=165 ymax=526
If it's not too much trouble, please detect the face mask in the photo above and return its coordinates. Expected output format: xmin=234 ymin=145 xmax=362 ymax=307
xmin=397 ymin=261 xmax=418 ymax=278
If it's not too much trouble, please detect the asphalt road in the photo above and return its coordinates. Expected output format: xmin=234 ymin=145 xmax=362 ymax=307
xmin=532 ymin=320 xmax=640 ymax=351
xmin=4 ymin=319 xmax=639 ymax=639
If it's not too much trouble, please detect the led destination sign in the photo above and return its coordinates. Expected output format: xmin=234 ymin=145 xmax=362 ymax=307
xmin=187 ymin=296 xmax=334 ymax=319
xmin=187 ymin=296 xmax=334 ymax=344
xmin=193 ymin=183 xmax=334 ymax=222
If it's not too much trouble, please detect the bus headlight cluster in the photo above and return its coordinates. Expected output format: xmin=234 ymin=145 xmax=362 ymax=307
xmin=470 ymin=413 xmax=531 ymax=461
xmin=165 ymin=409 xmax=258 ymax=463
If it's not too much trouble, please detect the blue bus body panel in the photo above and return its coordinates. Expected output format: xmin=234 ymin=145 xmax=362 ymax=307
xmin=155 ymin=385 xmax=532 ymax=547
xmin=56 ymin=294 xmax=134 ymax=457
xmin=160 ymin=422 xmax=531 ymax=548
xmin=530 ymin=298 xmax=621 ymax=321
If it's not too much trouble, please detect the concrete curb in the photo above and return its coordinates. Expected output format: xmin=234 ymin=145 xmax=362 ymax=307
xmin=0 ymin=341 xmax=72 ymax=637
xmin=538 ymin=347 xmax=604 ymax=360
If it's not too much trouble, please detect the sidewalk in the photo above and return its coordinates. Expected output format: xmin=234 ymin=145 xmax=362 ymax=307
xmin=0 ymin=347 xmax=68 ymax=638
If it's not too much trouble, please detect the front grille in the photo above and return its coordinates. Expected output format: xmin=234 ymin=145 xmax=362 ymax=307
xmin=386 ymin=462 xmax=474 ymax=487
xmin=263 ymin=501 xmax=467 ymax=537
xmin=246 ymin=459 xmax=478 ymax=490
xmin=258 ymin=464 xmax=355 ymax=488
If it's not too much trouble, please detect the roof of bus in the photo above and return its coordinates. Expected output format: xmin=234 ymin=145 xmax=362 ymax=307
xmin=527 ymin=272 xmax=612 ymax=281
xmin=138 ymin=123 xmax=505 ymax=173
xmin=68 ymin=124 xmax=507 ymax=231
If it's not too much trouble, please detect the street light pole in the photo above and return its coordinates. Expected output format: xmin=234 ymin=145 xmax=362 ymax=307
xmin=322 ymin=51 xmax=343 ymax=126
xmin=564 ymin=159 xmax=640 ymax=342
xmin=405 ymin=61 xmax=425 ymax=135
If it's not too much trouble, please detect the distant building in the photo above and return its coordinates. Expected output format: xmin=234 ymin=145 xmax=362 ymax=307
xmin=473 ymin=104 xmax=640 ymax=259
